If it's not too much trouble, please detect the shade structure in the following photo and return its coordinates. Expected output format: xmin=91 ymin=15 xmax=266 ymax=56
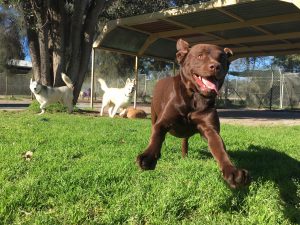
xmin=93 ymin=0 xmax=300 ymax=61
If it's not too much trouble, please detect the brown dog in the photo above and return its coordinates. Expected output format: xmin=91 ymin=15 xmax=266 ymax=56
xmin=136 ymin=39 xmax=249 ymax=188
xmin=125 ymin=108 xmax=147 ymax=119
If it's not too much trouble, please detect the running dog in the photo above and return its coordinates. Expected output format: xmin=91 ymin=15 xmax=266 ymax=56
xmin=136 ymin=39 xmax=250 ymax=189
xmin=29 ymin=73 xmax=74 ymax=115
xmin=98 ymin=78 xmax=135 ymax=118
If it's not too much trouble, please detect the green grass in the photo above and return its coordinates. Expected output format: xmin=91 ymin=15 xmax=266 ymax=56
xmin=0 ymin=110 xmax=299 ymax=224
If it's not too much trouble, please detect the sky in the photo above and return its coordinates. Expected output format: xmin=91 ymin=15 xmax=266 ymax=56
xmin=22 ymin=37 xmax=31 ymax=61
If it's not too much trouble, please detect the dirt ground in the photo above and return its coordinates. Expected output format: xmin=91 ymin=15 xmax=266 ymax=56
xmin=217 ymin=109 xmax=300 ymax=126
xmin=133 ymin=106 xmax=300 ymax=126
xmin=1 ymin=99 xmax=300 ymax=126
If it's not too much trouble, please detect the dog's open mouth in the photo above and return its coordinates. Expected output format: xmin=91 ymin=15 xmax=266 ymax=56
xmin=193 ymin=75 xmax=218 ymax=94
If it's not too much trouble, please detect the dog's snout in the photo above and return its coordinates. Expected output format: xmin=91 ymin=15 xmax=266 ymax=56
xmin=209 ymin=63 xmax=221 ymax=72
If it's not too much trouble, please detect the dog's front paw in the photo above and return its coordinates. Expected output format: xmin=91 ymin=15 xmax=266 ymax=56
xmin=222 ymin=166 xmax=250 ymax=189
xmin=136 ymin=153 xmax=158 ymax=170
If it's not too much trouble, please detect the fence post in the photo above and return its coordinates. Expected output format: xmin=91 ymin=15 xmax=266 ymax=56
xmin=5 ymin=74 xmax=8 ymax=96
xmin=224 ymin=77 xmax=228 ymax=107
xmin=173 ymin=62 xmax=176 ymax=76
xmin=269 ymin=69 xmax=274 ymax=110
xmin=279 ymin=68 xmax=284 ymax=109
xmin=134 ymin=56 xmax=138 ymax=109
xmin=90 ymin=48 xmax=95 ymax=109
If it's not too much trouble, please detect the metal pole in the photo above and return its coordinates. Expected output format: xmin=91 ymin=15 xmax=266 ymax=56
xmin=279 ymin=68 xmax=283 ymax=109
xmin=90 ymin=48 xmax=95 ymax=109
xmin=173 ymin=62 xmax=176 ymax=76
xmin=269 ymin=69 xmax=274 ymax=110
xmin=235 ymin=78 xmax=237 ymax=104
xmin=5 ymin=74 xmax=8 ymax=96
xmin=144 ymin=74 xmax=147 ymax=96
xmin=134 ymin=56 xmax=138 ymax=109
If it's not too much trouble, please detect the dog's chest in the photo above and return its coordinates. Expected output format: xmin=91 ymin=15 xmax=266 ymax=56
xmin=168 ymin=116 xmax=197 ymax=138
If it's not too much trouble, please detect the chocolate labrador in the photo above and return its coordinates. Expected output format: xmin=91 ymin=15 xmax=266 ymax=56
xmin=136 ymin=39 xmax=250 ymax=188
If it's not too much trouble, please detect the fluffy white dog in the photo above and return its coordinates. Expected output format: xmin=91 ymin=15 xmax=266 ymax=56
xmin=98 ymin=78 xmax=135 ymax=118
xmin=29 ymin=73 xmax=74 ymax=115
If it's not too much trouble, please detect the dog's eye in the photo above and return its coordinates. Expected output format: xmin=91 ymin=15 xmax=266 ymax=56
xmin=198 ymin=53 xmax=203 ymax=59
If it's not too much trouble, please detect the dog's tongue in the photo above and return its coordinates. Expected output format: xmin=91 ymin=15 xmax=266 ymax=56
xmin=194 ymin=75 xmax=218 ymax=94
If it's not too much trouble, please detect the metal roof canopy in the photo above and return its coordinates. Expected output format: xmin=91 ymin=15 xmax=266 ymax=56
xmin=93 ymin=0 xmax=300 ymax=61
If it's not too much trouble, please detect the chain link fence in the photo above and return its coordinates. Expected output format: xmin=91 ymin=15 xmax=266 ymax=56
xmin=217 ymin=69 xmax=300 ymax=109
xmin=1 ymin=67 xmax=299 ymax=110
xmin=0 ymin=72 xmax=32 ymax=100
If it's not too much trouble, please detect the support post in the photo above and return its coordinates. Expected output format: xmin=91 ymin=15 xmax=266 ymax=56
xmin=90 ymin=48 xmax=95 ymax=109
xmin=173 ymin=62 xmax=176 ymax=76
xmin=269 ymin=69 xmax=274 ymax=110
xmin=279 ymin=68 xmax=284 ymax=109
xmin=134 ymin=56 xmax=138 ymax=109
xmin=5 ymin=74 xmax=8 ymax=96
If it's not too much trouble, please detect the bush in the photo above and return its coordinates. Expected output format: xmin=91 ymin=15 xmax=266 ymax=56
xmin=28 ymin=100 xmax=78 ymax=113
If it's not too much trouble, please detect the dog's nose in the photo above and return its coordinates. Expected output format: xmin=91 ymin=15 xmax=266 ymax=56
xmin=209 ymin=63 xmax=221 ymax=72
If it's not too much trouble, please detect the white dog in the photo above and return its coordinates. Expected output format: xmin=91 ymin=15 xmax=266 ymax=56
xmin=29 ymin=73 xmax=74 ymax=115
xmin=98 ymin=78 xmax=135 ymax=118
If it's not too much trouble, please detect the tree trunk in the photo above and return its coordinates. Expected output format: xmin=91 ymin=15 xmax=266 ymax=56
xmin=67 ymin=0 xmax=88 ymax=81
xmin=36 ymin=1 xmax=51 ymax=85
xmin=72 ymin=0 xmax=107 ymax=104
xmin=22 ymin=0 xmax=112 ymax=103
xmin=27 ymin=28 xmax=41 ymax=81
xmin=49 ymin=0 xmax=68 ymax=87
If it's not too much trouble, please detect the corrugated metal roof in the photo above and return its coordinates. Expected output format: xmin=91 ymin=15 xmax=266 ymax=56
xmin=131 ymin=20 xmax=182 ymax=33
xmin=94 ymin=0 xmax=300 ymax=61
xmin=261 ymin=21 xmax=300 ymax=34
xmin=211 ymin=27 xmax=264 ymax=39
xmin=169 ymin=10 xmax=237 ymax=27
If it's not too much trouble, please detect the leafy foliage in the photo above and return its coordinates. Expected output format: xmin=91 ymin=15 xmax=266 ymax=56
xmin=273 ymin=54 xmax=300 ymax=72
xmin=105 ymin=0 xmax=208 ymax=19
xmin=0 ymin=5 xmax=25 ymax=72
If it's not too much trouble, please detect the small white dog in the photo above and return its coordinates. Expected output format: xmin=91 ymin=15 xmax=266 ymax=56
xmin=98 ymin=78 xmax=135 ymax=118
xmin=30 ymin=73 xmax=74 ymax=115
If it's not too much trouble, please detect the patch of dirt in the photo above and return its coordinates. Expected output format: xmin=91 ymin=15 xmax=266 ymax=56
xmin=217 ymin=109 xmax=300 ymax=126
xmin=1 ymin=100 xmax=300 ymax=126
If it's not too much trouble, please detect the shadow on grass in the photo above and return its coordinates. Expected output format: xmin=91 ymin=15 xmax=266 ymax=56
xmin=198 ymin=145 xmax=300 ymax=223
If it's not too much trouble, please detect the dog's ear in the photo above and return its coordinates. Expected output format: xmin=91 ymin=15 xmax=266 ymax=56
xmin=30 ymin=78 xmax=33 ymax=83
xmin=176 ymin=39 xmax=189 ymax=64
xmin=224 ymin=48 xmax=233 ymax=58
xmin=126 ymin=78 xmax=131 ymax=84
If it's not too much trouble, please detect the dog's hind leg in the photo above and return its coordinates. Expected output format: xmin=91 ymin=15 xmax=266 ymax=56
xmin=107 ymin=106 xmax=114 ymax=117
xmin=100 ymin=96 xmax=109 ymax=116
xmin=100 ymin=105 xmax=105 ymax=116
xmin=182 ymin=138 xmax=189 ymax=157
xmin=109 ymin=106 xmax=117 ymax=118
xmin=110 ymin=104 xmax=121 ymax=118
xmin=67 ymin=103 xmax=73 ymax=114
xmin=119 ymin=108 xmax=126 ymax=117
xmin=39 ymin=103 xmax=47 ymax=115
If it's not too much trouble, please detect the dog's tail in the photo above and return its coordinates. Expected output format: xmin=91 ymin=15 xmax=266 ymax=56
xmin=61 ymin=73 xmax=74 ymax=89
xmin=98 ymin=78 xmax=108 ymax=91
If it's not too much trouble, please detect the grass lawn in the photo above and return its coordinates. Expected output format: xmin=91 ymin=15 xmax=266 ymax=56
xmin=0 ymin=110 xmax=299 ymax=224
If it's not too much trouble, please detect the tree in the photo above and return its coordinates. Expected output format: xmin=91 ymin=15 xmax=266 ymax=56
xmin=0 ymin=5 xmax=24 ymax=73
xmin=1 ymin=0 xmax=210 ymax=104
xmin=1 ymin=0 xmax=113 ymax=104
xmin=273 ymin=55 xmax=300 ymax=72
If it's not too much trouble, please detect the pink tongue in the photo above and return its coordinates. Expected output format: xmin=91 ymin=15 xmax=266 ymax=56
xmin=202 ymin=78 xmax=218 ymax=93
